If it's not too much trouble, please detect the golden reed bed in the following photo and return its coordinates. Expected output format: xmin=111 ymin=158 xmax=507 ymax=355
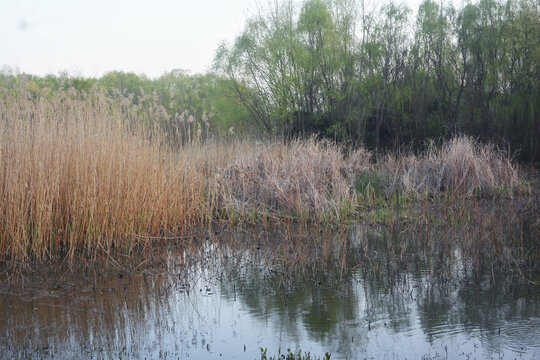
xmin=0 ymin=88 xmax=520 ymax=265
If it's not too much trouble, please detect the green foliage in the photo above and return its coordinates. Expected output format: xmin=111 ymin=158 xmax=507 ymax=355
xmin=355 ymin=171 xmax=388 ymax=198
xmin=215 ymin=0 xmax=540 ymax=161
xmin=260 ymin=347 xmax=331 ymax=360
xmin=2 ymin=0 xmax=539 ymax=161
xmin=0 ymin=69 xmax=251 ymax=142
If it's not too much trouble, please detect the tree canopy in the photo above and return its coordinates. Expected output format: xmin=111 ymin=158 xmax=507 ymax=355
xmin=2 ymin=0 xmax=538 ymax=161
xmin=215 ymin=0 xmax=540 ymax=161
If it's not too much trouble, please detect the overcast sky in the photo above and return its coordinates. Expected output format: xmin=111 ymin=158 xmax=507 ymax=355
xmin=1 ymin=0 xmax=426 ymax=79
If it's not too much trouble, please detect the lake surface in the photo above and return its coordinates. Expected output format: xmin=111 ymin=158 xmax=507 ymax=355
xmin=1 ymin=210 xmax=540 ymax=359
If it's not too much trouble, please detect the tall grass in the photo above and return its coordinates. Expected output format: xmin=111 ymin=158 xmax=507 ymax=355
xmin=385 ymin=136 xmax=519 ymax=197
xmin=0 ymin=88 xmax=209 ymax=265
xmin=0 ymin=86 xmax=526 ymax=266
xmin=215 ymin=137 xmax=357 ymax=218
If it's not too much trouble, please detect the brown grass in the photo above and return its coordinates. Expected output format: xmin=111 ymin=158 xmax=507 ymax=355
xmin=0 ymin=87 xmax=525 ymax=266
xmin=0 ymin=88 xmax=210 ymax=265
xmin=385 ymin=136 xmax=519 ymax=197
xmin=214 ymin=137 xmax=356 ymax=218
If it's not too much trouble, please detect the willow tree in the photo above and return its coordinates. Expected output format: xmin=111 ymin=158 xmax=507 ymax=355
xmin=214 ymin=0 xmax=540 ymax=160
xmin=214 ymin=0 xmax=360 ymax=139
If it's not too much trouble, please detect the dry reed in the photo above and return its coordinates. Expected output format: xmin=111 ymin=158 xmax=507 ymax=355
xmin=0 ymin=88 xmax=209 ymax=265
xmin=214 ymin=137 xmax=356 ymax=217
xmin=0 ymin=86 xmax=525 ymax=266
xmin=385 ymin=136 xmax=519 ymax=197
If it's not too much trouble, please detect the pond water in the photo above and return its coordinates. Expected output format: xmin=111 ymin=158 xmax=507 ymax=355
xmin=1 ymin=216 xmax=540 ymax=359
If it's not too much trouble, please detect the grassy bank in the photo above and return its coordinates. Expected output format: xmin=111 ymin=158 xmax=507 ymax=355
xmin=0 ymin=88 xmax=529 ymax=266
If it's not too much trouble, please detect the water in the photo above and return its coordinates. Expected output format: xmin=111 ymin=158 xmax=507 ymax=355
xmin=1 ymin=220 xmax=539 ymax=359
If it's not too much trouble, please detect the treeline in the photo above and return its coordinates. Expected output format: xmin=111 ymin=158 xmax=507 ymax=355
xmin=0 ymin=69 xmax=253 ymax=142
xmin=1 ymin=0 xmax=538 ymax=161
xmin=214 ymin=0 xmax=540 ymax=161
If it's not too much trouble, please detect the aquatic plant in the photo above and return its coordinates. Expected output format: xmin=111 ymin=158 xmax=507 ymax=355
xmin=214 ymin=137 xmax=356 ymax=219
xmin=260 ymin=347 xmax=331 ymax=360
xmin=0 ymin=86 xmax=531 ymax=267
xmin=0 ymin=87 xmax=210 ymax=265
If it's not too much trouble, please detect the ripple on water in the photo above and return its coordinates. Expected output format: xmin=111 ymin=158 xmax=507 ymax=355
xmin=495 ymin=318 xmax=540 ymax=353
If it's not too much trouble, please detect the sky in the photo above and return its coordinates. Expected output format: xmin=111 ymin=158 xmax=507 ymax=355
xmin=0 ymin=0 xmax=254 ymax=78
xmin=0 ymin=0 xmax=426 ymax=79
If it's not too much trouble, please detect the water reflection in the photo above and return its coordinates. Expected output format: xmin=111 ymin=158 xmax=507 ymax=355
xmin=1 ymin=211 xmax=539 ymax=359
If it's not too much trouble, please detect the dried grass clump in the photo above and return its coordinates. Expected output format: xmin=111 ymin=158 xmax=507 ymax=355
xmin=389 ymin=136 xmax=519 ymax=196
xmin=215 ymin=137 xmax=355 ymax=217
xmin=345 ymin=147 xmax=373 ymax=176
xmin=0 ymin=88 xmax=208 ymax=265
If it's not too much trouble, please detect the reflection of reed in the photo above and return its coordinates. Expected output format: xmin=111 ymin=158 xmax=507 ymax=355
xmin=350 ymin=197 xmax=540 ymax=282
xmin=0 ymin=267 xmax=230 ymax=358
xmin=1 ymin=209 xmax=539 ymax=358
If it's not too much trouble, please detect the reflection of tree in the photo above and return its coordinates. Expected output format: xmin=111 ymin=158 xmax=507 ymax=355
xmin=217 ymin=253 xmax=360 ymax=342
xmin=214 ymin=235 xmax=364 ymax=357
xmin=2 ymin=215 xmax=539 ymax=359
xmin=413 ymin=268 xmax=540 ymax=353
xmin=416 ymin=277 xmax=459 ymax=343
xmin=362 ymin=275 xmax=413 ymax=333
xmin=219 ymin=269 xmax=364 ymax=357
